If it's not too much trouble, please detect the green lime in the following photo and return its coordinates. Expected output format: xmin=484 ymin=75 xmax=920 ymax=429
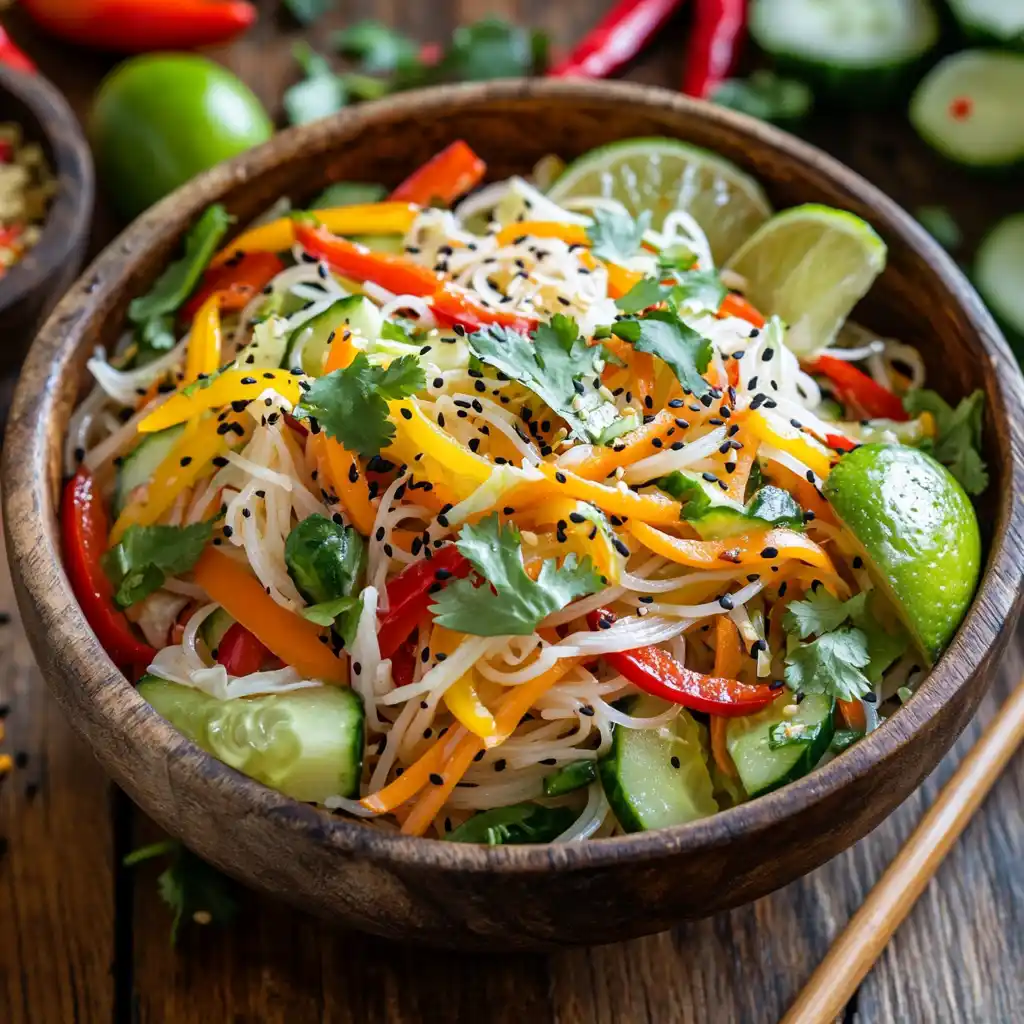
xmin=546 ymin=137 xmax=772 ymax=264
xmin=91 ymin=55 xmax=273 ymax=220
xmin=823 ymin=444 xmax=981 ymax=663
xmin=723 ymin=204 xmax=887 ymax=355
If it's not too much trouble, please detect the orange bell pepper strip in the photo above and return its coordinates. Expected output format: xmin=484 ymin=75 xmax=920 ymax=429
xmin=183 ymin=292 xmax=223 ymax=385
xmin=181 ymin=251 xmax=285 ymax=320
xmin=711 ymin=616 xmax=744 ymax=777
xmin=568 ymin=409 xmax=681 ymax=481
xmin=718 ymin=293 xmax=766 ymax=327
xmin=192 ymin=548 xmax=346 ymax=683
xmin=495 ymin=221 xmax=590 ymax=248
xmin=837 ymin=698 xmax=867 ymax=732
xmin=389 ymin=141 xmax=486 ymax=206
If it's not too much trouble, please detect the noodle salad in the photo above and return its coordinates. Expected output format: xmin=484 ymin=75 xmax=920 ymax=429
xmin=62 ymin=138 xmax=986 ymax=843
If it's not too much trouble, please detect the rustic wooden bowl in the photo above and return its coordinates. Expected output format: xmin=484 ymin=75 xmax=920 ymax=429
xmin=4 ymin=81 xmax=1024 ymax=950
xmin=0 ymin=65 xmax=92 ymax=390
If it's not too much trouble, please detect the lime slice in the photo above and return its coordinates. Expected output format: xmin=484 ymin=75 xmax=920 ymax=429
xmin=547 ymin=137 xmax=772 ymax=265
xmin=723 ymin=204 xmax=887 ymax=355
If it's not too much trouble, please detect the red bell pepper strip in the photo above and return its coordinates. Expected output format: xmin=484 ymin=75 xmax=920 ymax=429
xmin=430 ymin=286 xmax=539 ymax=335
xmin=586 ymin=608 xmax=776 ymax=716
xmin=377 ymin=546 xmax=472 ymax=660
xmin=180 ymin=251 xmax=284 ymax=323
xmin=20 ymin=0 xmax=256 ymax=53
xmin=718 ymin=292 xmax=766 ymax=327
xmin=681 ymin=0 xmax=748 ymax=99
xmin=0 ymin=27 xmax=36 ymax=74
xmin=390 ymin=636 xmax=419 ymax=688
xmin=549 ymin=0 xmax=688 ymax=79
xmin=61 ymin=468 xmax=156 ymax=670
xmin=809 ymin=354 xmax=908 ymax=422
xmin=825 ymin=433 xmax=859 ymax=453
xmin=389 ymin=141 xmax=486 ymax=207
xmin=215 ymin=622 xmax=272 ymax=676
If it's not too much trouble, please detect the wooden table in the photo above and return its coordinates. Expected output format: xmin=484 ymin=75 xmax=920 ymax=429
xmin=2 ymin=3 xmax=1023 ymax=1022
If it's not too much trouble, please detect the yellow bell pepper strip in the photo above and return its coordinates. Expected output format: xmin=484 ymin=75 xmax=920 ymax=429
xmin=630 ymin=521 xmax=838 ymax=575
xmin=604 ymin=261 xmax=645 ymax=299
xmin=568 ymin=409 xmax=681 ymax=481
xmin=432 ymin=625 xmax=499 ymax=741
xmin=138 ymin=368 xmax=303 ymax=434
xmin=495 ymin=221 xmax=591 ymax=248
xmin=192 ymin=548 xmax=347 ymax=683
xmin=210 ymin=203 xmax=420 ymax=266
xmin=110 ymin=414 xmax=252 ymax=544
xmin=523 ymin=498 xmax=623 ymax=584
xmin=183 ymin=292 xmax=223 ymax=385
xmin=746 ymin=409 xmax=834 ymax=482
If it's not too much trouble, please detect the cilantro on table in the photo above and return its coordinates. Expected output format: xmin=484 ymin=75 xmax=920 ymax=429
xmin=711 ymin=71 xmax=813 ymax=125
xmin=284 ymin=42 xmax=347 ymax=126
xmin=429 ymin=513 xmax=602 ymax=636
xmin=466 ymin=315 xmax=614 ymax=442
xmin=293 ymin=352 xmax=425 ymax=457
xmin=610 ymin=310 xmax=714 ymax=398
xmin=124 ymin=840 xmax=236 ymax=945
xmin=102 ymin=521 xmax=214 ymax=608
xmin=915 ymin=205 xmax=962 ymax=251
xmin=902 ymin=388 xmax=988 ymax=496
xmin=282 ymin=0 xmax=333 ymax=26
xmin=586 ymin=208 xmax=651 ymax=265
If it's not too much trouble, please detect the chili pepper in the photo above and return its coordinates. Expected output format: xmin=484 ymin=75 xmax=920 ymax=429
xmin=389 ymin=141 xmax=486 ymax=207
xmin=215 ymin=622 xmax=271 ymax=676
xmin=681 ymin=0 xmax=748 ymax=99
xmin=549 ymin=0 xmax=688 ymax=79
xmin=21 ymin=0 xmax=256 ymax=53
xmin=0 ymin=27 xmax=36 ymax=75
xmin=376 ymin=545 xmax=472 ymax=660
xmin=809 ymin=354 xmax=909 ymax=422
xmin=586 ymin=608 xmax=775 ymax=716
xmin=62 ymin=468 xmax=156 ymax=669
xmin=181 ymin=251 xmax=284 ymax=321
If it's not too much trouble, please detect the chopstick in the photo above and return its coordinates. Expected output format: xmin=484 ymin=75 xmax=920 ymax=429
xmin=782 ymin=675 xmax=1024 ymax=1024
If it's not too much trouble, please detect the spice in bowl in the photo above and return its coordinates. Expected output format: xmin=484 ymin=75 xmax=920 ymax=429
xmin=0 ymin=122 xmax=55 ymax=277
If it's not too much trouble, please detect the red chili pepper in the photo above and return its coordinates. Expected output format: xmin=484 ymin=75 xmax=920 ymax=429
xmin=180 ymin=251 xmax=284 ymax=323
xmin=215 ymin=622 xmax=272 ymax=676
xmin=61 ymin=468 xmax=156 ymax=670
xmin=809 ymin=354 xmax=908 ymax=422
xmin=389 ymin=635 xmax=419 ymax=688
xmin=20 ymin=0 xmax=256 ymax=53
xmin=549 ymin=0 xmax=688 ymax=78
xmin=825 ymin=433 xmax=859 ymax=453
xmin=586 ymin=608 xmax=777 ymax=716
xmin=0 ymin=28 xmax=36 ymax=75
xmin=389 ymin=141 xmax=486 ymax=208
xmin=681 ymin=0 xmax=748 ymax=99
xmin=377 ymin=546 xmax=472 ymax=660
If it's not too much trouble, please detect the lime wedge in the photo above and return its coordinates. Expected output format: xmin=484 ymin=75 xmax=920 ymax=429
xmin=547 ymin=137 xmax=772 ymax=264
xmin=723 ymin=204 xmax=887 ymax=355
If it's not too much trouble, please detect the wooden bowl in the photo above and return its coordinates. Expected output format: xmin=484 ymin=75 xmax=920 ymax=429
xmin=0 ymin=65 xmax=92 ymax=389
xmin=4 ymin=81 xmax=1024 ymax=950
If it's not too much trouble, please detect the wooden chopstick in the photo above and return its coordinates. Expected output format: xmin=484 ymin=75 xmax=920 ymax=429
xmin=782 ymin=676 xmax=1024 ymax=1024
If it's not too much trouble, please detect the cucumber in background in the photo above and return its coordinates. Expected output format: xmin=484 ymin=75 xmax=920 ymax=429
xmin=975 ymin=213 xmax=1024 ymax=355
xmin=947 ymin=0 xmax=1024 ymax=49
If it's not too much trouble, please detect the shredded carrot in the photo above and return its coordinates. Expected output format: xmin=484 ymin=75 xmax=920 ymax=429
xmin=494 ymin=221 xmax=589 ymax=248
xmin=360 ymin=742 xmax=449 ymax=814
xmin=719 ymin=293 xmax=766 ymax=327
xmin=714 ymin=615 xmax=744 ymax=679
xmin=837 ymin=698 xmax=867 ymax=732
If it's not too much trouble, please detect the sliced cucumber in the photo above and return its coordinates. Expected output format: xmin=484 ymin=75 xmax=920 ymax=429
xmin=599 ymin=695 xmax=717 ymax=833
xmin=975 ymin=213 xmax=1024 ymax=347
xmin=231 ymin=314 xmax=291 ymax=372
xmin=726 ymin=693 xmax=835 ymax=797
xmin=947 ymin=0 xmax=1024 ymax=48
xmin=910 ymin=51 xmax=1024 ymax=170
xmin=199 ymin=607 xmax=235 ymax=656
xmin=114 ymin=424 xmax=185 ymax=516
xmin=284 ymin=295 xmax=383 ymax=377
xmin=750 ymin=0 xmax=939 ymax=107
xmin=542 ymin=758 xmax=597 ymax=797
xmin=139 ymin=675 xmax=364 ymax=802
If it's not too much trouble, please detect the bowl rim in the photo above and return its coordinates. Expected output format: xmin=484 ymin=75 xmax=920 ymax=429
xmin=6 ymin=78 xmax=1024 ymax=876
xmin=0 ymin=65 xmax=93 ymax=314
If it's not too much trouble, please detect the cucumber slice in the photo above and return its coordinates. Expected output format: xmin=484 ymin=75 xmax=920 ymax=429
xmin=599 ymin=696 xmax=717 ymax=832
xmin=947 ymin=0 xmax=1024 ymax=48
xmin=114 ymin=424 xmax=185 ymax=517
xmin=199 ymin=607 xmax=235 ymax=656
xmin=238 ymin=315 xmax=291 ymax=371
xmin=750 ymin=0 xmax=939 ymax=107
xmin=975 ymin=213 xmax=1024 ymax=348
xmin=139 ymin=676 xmax=364 ymax=803
xmin=542 ymin=759 xmax=597 ymax=797
xmin=285 ymin=295 xmax=382 ymax=377
xmin=910 ymin=51 xmax=1024 ymax=170
xmin=726 ymin=693 xmax=835 ymax=797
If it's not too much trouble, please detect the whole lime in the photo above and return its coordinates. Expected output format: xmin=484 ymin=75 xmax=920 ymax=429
xmin=90 ymin=54 xmax=272 ymax=220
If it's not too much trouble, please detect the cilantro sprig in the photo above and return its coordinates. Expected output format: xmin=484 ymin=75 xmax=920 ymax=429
xmin=902 ymin=388 xmax=988 ymax=496
xmin=429 ymin=513 xmax=603 ymax=636
xmin=609 ymin=310 xmax=714 ymax=397
xmin=586 ymin=208 xmax=651 ymax=265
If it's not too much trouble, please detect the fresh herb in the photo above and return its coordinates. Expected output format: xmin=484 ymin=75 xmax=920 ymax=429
xmin=784 ymin=588 xmax=868 ymax=639
xmin=282 ymin=0 xmax=332 ymax=26
xmin=445 ymin=801 xmax=577 ymax=844
xmin=830 ymin=728 xmax=863 ymax=754
xmin=768 ymin=718 xmax=823 ymax=750
xmin=711 ymin=71 xmax=813 ymax=124
xmin=124 ymin=839 xmax=236 ymax=945
xmin=542 ymin=759 xmax=597 ymax=797
xmin=284 ymin=515 xmax=367 ymax=605
xmin=586 ymin=208 xmax=651 ymax=265
xmin=134 ymin=313 xmax=177 ymax=362
xmin=333 ymin=20 xmax=422 ymax=75
xmin=611 ymin=310 xmax=713 ymax=397
xmin=380 ymin=319 xmax=414 ymax=344
xmin=294 ymin=352 xmax=425 ymax=456
xmin=615 ymin=264 xmax=725 ymax=317
xmin=301 ymin=594 xmax=363 ymax=647
xmin=902 ymin=388 xmax=988 ymax=495
xmin=614 ymin=276 xmax=670 ymax=314
xmin=102 ymin=521 xmax=213 ymax=608
xmin=309 ymin=181 xmax=388 ymax=209
xmin=285 ymin=42 xmax=346 ymax=125
xmin=466 ymin=315 xmax=613 ymax=441
xmin=430 ymin=513 xmax=602 ymax=636
xmin=915 ymin=205 xmax=962 ymax=251
xmin=784 ymin=627 xmax=872 ymax=702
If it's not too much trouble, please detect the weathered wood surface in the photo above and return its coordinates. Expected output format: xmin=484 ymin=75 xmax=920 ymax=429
xmin=1 ymin=1 xmax=1023 ymax=1021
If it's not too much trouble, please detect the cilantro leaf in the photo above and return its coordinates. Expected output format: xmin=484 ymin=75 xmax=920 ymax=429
xmin=853 ymin=601 xmax=908 ymax=683
xmin=830 ymin=728 xmax=863 ymax=753
xmin=128 ymin=204 xmax=232 ymax=324
xmin=294 ymin=352 xmax=425 ymax=457
xmin=711 ymin=70 xmax=813 ymax=124
xmin=102 ymin=521 xmax=213 ymax=608
xmin=285 ymin=43 xmax=347 ymax=125
xmin=435 ymin=18 xmax=548 ymax=82
xmin=903 ymin=388 xmax=989 ymax=495
xmin=283 ymin=0 xmax=332 ymax=25
xmin=615 ymin=276 xmax=671 ymax=314
xmin=333 ymin=20 xmax=420 ymax=75
xmin=668 ymin=269 xmax=727 ymax=313
xmin=430 ymin=513 xmax=602 ymax=635
xmin=611 ymin=310 xmax=713 ymax=397
xmin=301 ymin=594 xmax=363 ymax=648
xmin=784 ymin=626 xmax=872 ymax=702
xmin=586 ymin=208 xmax=651 ymax=265
xmin=466 ymin=316 xmax=613 ymax=441
xmin=783 ymin=588 xmax=867 ymax=640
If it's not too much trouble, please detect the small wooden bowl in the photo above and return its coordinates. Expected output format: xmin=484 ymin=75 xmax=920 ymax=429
xmin=0 ymin=66 xmax=92 ymax=387
xmin=4 ymin=81 xmax=1024 ymax=950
